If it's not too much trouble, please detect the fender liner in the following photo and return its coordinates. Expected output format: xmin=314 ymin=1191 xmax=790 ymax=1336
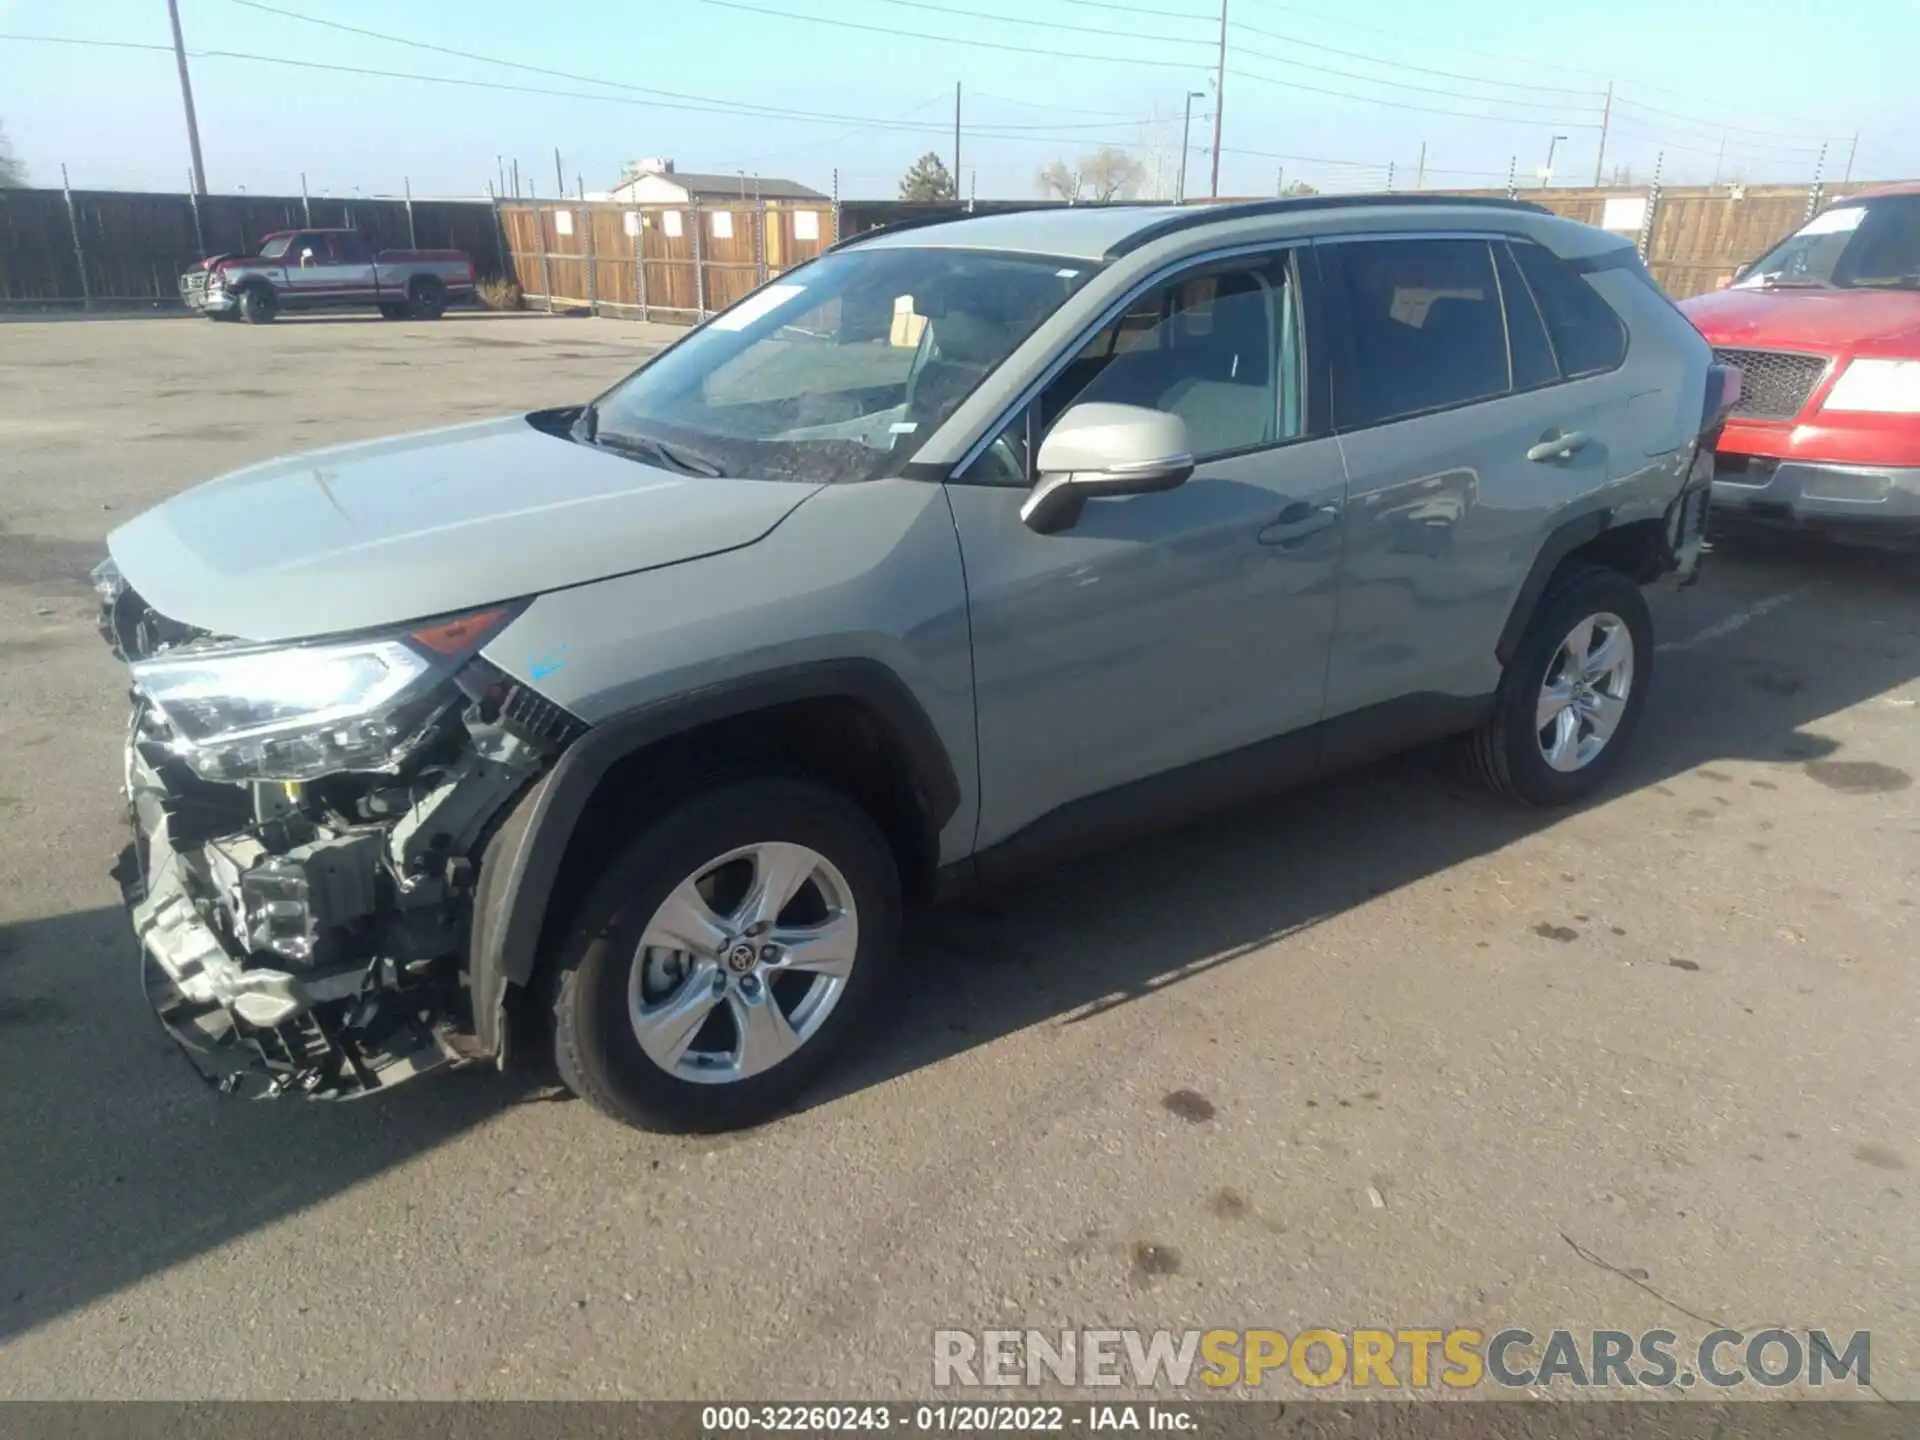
xmin=1495 ymin=509 xmax=1611 ymax=667
xmin=465 ymin=659 xmax=961 ymax=1058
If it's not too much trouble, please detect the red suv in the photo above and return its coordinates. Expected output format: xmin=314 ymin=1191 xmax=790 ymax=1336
xmin=1681 ymin=184 xmax=1920 ymax=538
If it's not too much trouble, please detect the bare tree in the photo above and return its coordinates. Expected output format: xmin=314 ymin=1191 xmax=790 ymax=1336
xmin=1036 ymin=159 xmax=1080 ymax=201
xmin=1281 ymin=179 xmax=1318 ymax=197
xmin=0 ymin=123 xmax=25 ymax=188
xmin=1080 ymin=147 xmax=1146 ymax=202
xmin=899 ymin=152 xmax=957 ymax=202
xmin=1037 ymin=148 xmax=1146 ymax=203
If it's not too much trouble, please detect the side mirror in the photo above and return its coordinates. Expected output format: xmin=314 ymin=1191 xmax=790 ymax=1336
xmin=1732 ymin=260 xmax=1752 ymax=282
xmin=1021 ymin=403 xmax=1195 ymax=535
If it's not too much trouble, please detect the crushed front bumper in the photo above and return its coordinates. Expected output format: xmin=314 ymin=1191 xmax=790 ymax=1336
xmin=1712 ymin=456 xmax=1920 ymax=536
xmin=115 ymin=730 xmax=455 ymax=1099
xmin=179 ymin=272 xmax=236 ymax=313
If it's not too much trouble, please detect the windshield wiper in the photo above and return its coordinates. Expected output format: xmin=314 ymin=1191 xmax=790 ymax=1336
xmin=1758 ymin=274 xmax=1833 ymax=290
xmin=594 ymin=429 xmax=727 ymax=478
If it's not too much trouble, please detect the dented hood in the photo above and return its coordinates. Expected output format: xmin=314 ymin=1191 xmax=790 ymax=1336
xmin=108 ymin=416 xmax=823 ymax=642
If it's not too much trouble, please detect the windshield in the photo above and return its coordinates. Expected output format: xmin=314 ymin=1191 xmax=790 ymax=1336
xmin=587 ymin=247 xmax=1100 ymax=482
xmin=1736 ymin=196 xmax=1920 ymax=290
xmin=259 ymin=235 xmax=293 ymax=260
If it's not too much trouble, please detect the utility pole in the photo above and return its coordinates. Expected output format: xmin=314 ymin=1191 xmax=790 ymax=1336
xmin=1544 ymin=134 xmax=1567 ymax=188
xmin=1843 ymin=132 xmax=1859 ymax=183
xmin=1414 ymin=141 xmax=1426 ymax=190
xmin=1209 ymin=0 xmax=1228 ymax=198
xmin=1592 ymin=80 xmax=1613 ymax=188
xmin=1711 ymin=133 xmax=1727 ymax=187
xmin=953 ymin=81 xmax=962 ymax=200
xmin=554 ymin=148 xmax=565 ymax=196
xmin=1177 ymin=90 xmax=1203 ymax=203
xmin=1275 ymin=166 xmax=1283 ymax=196
xmin=166 ymin=0 xmax=208 ymax=195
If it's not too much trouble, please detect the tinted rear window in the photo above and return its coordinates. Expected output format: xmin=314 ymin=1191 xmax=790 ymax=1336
xmin=1511 ymin=242 xmax=1628 ymax=378
xmin=1328 ymin=238 xmax=1510 ymax=429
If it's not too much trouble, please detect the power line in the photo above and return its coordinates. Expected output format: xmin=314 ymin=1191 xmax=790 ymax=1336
xmin=1228 ymin=66 xmax=1602 ymax=127
xmin=858 ymin=0 xmax=1210 ymax=47
xmin=694 ymin=0 xmax=1206 ymax=69
xmin=1229 ymin=17 xmax=1604 ymax=98
xmin=0 ymin=32 xmax=1153 ymax=147
xmin=1230 ymin=37 xmax=1606 ymax=112
xmin=1609 ymin=97 xmax=1844 ymax=145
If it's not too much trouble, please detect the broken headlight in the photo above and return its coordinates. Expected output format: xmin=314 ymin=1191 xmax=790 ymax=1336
xmin=131 ymin=606 xmax=519 ymax=783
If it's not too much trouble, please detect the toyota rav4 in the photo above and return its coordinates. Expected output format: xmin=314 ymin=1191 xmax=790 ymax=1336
xmin=101 ymin=197 xmax=1732 ymax=1132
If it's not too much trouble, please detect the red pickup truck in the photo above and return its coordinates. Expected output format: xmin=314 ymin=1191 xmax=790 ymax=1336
xmin=1680 ymin=183 xmax=1920 ymax=539
xmin=180 ymin=228 xmax=476 ymax=324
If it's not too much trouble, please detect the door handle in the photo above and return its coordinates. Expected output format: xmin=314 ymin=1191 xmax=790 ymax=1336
xmin=1259 ymin=501 xmax=1340 ymax=546
xmin=1527 ymin=430 xmax=1590 ymax=463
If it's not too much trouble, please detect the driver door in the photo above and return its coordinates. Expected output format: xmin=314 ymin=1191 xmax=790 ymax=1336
xmin=945 ymin=247 xmax=1348 ymax=857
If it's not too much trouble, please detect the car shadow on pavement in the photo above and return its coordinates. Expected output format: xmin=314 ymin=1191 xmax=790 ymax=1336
xmin=0 ymin=903 xmax=536 ymax=1345
xmin=0 ymin=535 xmax=1912 ymax=1346
xmin=815 ymin=534 xmax=1920 ymax=1112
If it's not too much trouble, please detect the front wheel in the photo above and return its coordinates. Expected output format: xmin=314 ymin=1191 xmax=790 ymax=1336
xmin=236 ymin=286 xmax=276 ymax=324
xmin=378 ymin=301 xmax=410 ymax=320
xmin=1469 ymin=565 xmax=1653 ymax=806
xmin=549 ymin=778 xmax=901 ymax=1132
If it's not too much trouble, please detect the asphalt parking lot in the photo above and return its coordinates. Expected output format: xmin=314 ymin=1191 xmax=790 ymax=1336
xmin=0 ymin=312 xmax=1915 ymax=1402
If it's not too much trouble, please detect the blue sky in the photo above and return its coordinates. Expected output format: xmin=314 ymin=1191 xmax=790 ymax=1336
xmin=1 ymin=0 xmax=1910 ymax=201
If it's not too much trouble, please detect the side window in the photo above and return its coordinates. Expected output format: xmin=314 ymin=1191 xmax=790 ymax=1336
xmin=1510 ymin=242 xmax=1628 ymax=378
xmin=1327 ymin=238 xmax=1509 ymax=430
xmin=1493 ymin=241 xmax=1559 ymax=391
xmin=335 ymin=232 xmax=368 ymax=263
xmin=959 ymin=253 xmax=1301 ymax=485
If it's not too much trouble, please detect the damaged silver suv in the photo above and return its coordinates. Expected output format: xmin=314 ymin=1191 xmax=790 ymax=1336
xmin=102 ymin=198 xmax=1732 ymax=1132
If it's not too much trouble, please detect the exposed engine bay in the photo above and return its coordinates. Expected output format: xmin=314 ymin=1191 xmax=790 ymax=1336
xmin=100 ymin=566 xmax=579 ymax=1099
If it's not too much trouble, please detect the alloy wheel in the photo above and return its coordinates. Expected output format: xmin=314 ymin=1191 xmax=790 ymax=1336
xmin=1535 ymin=611 xmax=1635 ymax=773
xmin=626 ymin=841 xmax=859 ymax=1084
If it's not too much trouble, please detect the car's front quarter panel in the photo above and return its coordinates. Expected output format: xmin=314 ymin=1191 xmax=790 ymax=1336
xmin=479 ymin=477 xmax=980 ymax=863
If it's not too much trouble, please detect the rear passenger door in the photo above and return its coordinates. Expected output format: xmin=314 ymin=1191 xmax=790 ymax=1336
xmin=1317 ymin=232 xmax=1631 ymax=722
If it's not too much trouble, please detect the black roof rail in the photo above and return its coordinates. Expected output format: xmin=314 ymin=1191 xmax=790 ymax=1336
xmin=1102 ymin=194 xmax=1552 ymax=259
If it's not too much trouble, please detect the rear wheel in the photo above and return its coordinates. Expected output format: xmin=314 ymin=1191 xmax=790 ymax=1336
xmin=407 ymin=278 xmax=447 ymax=320
xmin=549 ymin=778 xmax=901 ymax=1132
xmin=1470 ymin=565 xmax=1653 ymax=806
xmin=378 ymin=301 xmax=410 ymax=320
xmin=236 ymin=285 xmax=276 ymax=324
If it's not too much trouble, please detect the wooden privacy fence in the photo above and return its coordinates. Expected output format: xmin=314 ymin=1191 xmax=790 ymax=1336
xmin=0 ymin=186 xmax=508 ymax=308
xmin=1451 ymin=181 xmax=1879 ymax=299
xmin=496 ymin=198 xmax=835 ymax=320
xmin=0 ymin=182 xmax=1898 ymax=312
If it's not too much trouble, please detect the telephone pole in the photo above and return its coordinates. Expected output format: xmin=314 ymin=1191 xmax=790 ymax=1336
xmin=1414 ymin=141 xmax=1426 ymax=190
xmin=1209 ymin=0 xmax=1228 ymax=198
xmin=167 ymin=0 xmax=208 ymax=195
xmin=1592 ymin=80 xmax=1613 ymax=187
xmin=1843 ymin=132 xmax=1859 ymax=183
xmin=953 ymin=81 xmax=962 ymax=198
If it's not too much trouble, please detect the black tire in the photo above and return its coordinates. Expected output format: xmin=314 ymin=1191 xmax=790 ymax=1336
xmin=549 ymin=778 xmax=901 ymax=1133
xmin=407 ymin=278 xmax=447 ymax=320
xmin=378 ymin=301 xmax=410 ymax=320
xmin=236 ymin=285 xmax=276 ymax=324
xmin=1469 ymin=565 xmax=1654 ymax=807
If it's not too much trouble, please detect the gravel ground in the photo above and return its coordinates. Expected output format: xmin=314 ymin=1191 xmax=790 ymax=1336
xmin=0 ymin=313 xmax=1914 ymax=1403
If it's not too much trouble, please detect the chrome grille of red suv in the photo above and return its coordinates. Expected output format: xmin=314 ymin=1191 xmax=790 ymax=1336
xmin=1710 ymin=347 xmax=1830 ymax=421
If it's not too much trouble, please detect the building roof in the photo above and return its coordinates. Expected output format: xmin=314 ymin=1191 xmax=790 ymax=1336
xmin=618 ymin=170 xmax=829 ymax=202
